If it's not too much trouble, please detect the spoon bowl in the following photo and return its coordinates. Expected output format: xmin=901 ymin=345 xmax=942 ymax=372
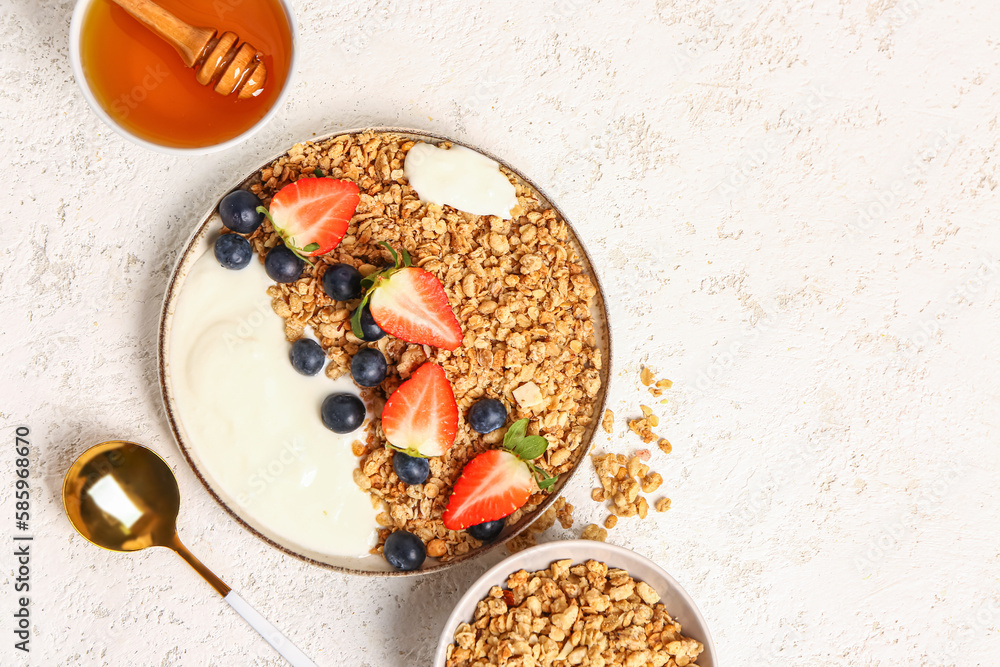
xmin=63 ymin=440 xmax=317 ymax=666
xmin=63 ymin=440 xmax=180 ymax=553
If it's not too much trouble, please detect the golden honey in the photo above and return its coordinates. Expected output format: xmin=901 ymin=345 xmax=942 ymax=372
xmin=79 ymin=0 xmax=293 ymax=149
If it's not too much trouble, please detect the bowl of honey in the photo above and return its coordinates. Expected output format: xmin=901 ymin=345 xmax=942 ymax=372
xmin=70 ymin=0 xmax=296 ymax=153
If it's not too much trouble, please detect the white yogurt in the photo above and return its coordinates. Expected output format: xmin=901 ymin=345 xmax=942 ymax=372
xmin=403 ymin=142 xmax=519 ymax=219
xmin=168 ymin=248 xmax=378 ymax=557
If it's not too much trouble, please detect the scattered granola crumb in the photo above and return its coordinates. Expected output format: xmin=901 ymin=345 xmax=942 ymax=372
xmin=506 ymin=497 xmax=574 ymax=554
xmin=642 ymin=472 xmax=664 ymax=493
xmin=604 ymin=514 xmax=618 ymax=529
xmin=656 ymin=497 xmax=672 ymax=512
xmin=644 ymin=369 xmax=673 ymax=397
xmin=580 ymin=524 xmax=608 ymax=542
xmin=591 ymin=452 xmax=667 ymax=524
xmin=601 ymin=408 xmax=614 ymax=434
xmin=659 ymin=438 xmax=673 ymax=454
xmin=555 ymin=499 xmax=575 ymax=529
xmin=628 ymin=417 xmax=657 ymax=444
xmin=445 ymin=558 xmax=705 ymax=666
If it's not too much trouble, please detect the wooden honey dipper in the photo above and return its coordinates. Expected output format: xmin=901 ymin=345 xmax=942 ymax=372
xmin=109 ymin=0 xmax=267 ymax=99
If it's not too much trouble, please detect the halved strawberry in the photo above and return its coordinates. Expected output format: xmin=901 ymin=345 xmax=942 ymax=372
xmin=381 ymin=362 xmax=458 ymax=457
xmin=368 ymin=267 xmax=463 ymax=350
xmin=262 ymin=177 xmax=359 ymax=257
xmin=442 ymin=450 xmax=534 ymax=530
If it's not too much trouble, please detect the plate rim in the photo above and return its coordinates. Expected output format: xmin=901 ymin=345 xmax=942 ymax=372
xmin=157 ymin=126 xmax=614 ymax=576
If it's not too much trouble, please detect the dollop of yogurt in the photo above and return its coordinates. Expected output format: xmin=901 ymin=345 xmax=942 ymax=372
xmin=168 ymin=248 xmax=378 ymax=557
xmin=403 ymin=142 xmax=519 ymax=219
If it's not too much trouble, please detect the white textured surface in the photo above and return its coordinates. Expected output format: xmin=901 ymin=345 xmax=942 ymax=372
xmin=1 ymin=0 xmax=999 ymax=665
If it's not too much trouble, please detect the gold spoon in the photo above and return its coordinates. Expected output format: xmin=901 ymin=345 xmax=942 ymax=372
xmin=63 ymin=440 xmax=317 ymax=667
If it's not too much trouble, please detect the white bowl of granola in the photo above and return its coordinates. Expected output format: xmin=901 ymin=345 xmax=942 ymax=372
xmin=435 ymin=540 xmax=715 ymax=667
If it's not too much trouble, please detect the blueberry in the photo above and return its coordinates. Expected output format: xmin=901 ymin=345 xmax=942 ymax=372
xmin=351 ymin=347 xmax=387 ymax=387
xmin=320 ymin=393 xmax=365 ymax=433
xmin=218 ymin=190 xmax=264 ymax=234
xmin=467 ymin=398 xmax=507 ymax=434
xmin=393 ymin=452 xmax=430 ymax=485
xmin=322 ymin=264 xmax=363 ymax=301
xmin=289 ymin=338 xmax=325 ymax=376
xmin=213 ymin=234 xmax=252 ymax=270
xmin=264 ymin=245 xmax=304 ymax=283
xmin=353 ymin=303 xmax=386 ymax=341
xmin=383 ymin=530 xmax=426 ymax=570
xmin=467 ymin=518 xmax=504 ymax=542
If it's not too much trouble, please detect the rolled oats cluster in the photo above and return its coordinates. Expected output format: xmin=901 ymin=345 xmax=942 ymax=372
xmin=245 ymin=132 xmax=603 ymax=558
xmin=446 ymin=559 xmax=704 ymax=667
xmin=591 ymin=453 xmax=667 ymax=525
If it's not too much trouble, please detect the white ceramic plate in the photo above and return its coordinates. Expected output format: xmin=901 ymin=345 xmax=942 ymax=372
xmin=434 ymin=540 xmax=716 ymax=666
xmin=158 ymin=129 xmax=613 ymax=575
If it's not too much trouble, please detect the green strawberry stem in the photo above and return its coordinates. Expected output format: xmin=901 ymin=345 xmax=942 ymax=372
xmin=256 ymin=205 xmax=316 ymax=266
xmin=349 ymin=291 xmax=372 ymax=339
xmin=386 ymin=443 xmax=428 ymax=459
xmin=351 ymin=242 xmax=414 ymax=338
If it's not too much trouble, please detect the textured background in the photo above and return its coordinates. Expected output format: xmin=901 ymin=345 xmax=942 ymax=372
xmin=2 ymin=0 xmax=1000 ymax=665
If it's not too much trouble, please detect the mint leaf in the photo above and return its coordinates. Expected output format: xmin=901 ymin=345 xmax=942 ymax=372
xmin=537 ymin=475 xmax=558 ymax=490
xmin=503 ymin=418 xmax=529 ymax=450
xmin=313 ymin=167 xmax=324 ymax=178
xmin=512 ymin=435 xmax=548 ymax=461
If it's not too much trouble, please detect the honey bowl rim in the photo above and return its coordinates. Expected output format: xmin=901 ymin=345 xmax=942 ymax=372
xmin=68 ymin=0 xmax=297 ymax=155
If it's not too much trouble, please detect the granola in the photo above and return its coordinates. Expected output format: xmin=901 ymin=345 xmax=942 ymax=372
xmin=592 ymin=453 xmax=665 ymax=526
xmin=245 ymin=132 xmax=603 ymax=558
xmin=445 ymin=559 xmax=704 ymax=667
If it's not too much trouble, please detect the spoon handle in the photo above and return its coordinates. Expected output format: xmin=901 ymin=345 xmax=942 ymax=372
xmin=171 ymin=536 xmax=317 ymax=665
xmin=225 ymin=590 xmax=318 ymax=667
